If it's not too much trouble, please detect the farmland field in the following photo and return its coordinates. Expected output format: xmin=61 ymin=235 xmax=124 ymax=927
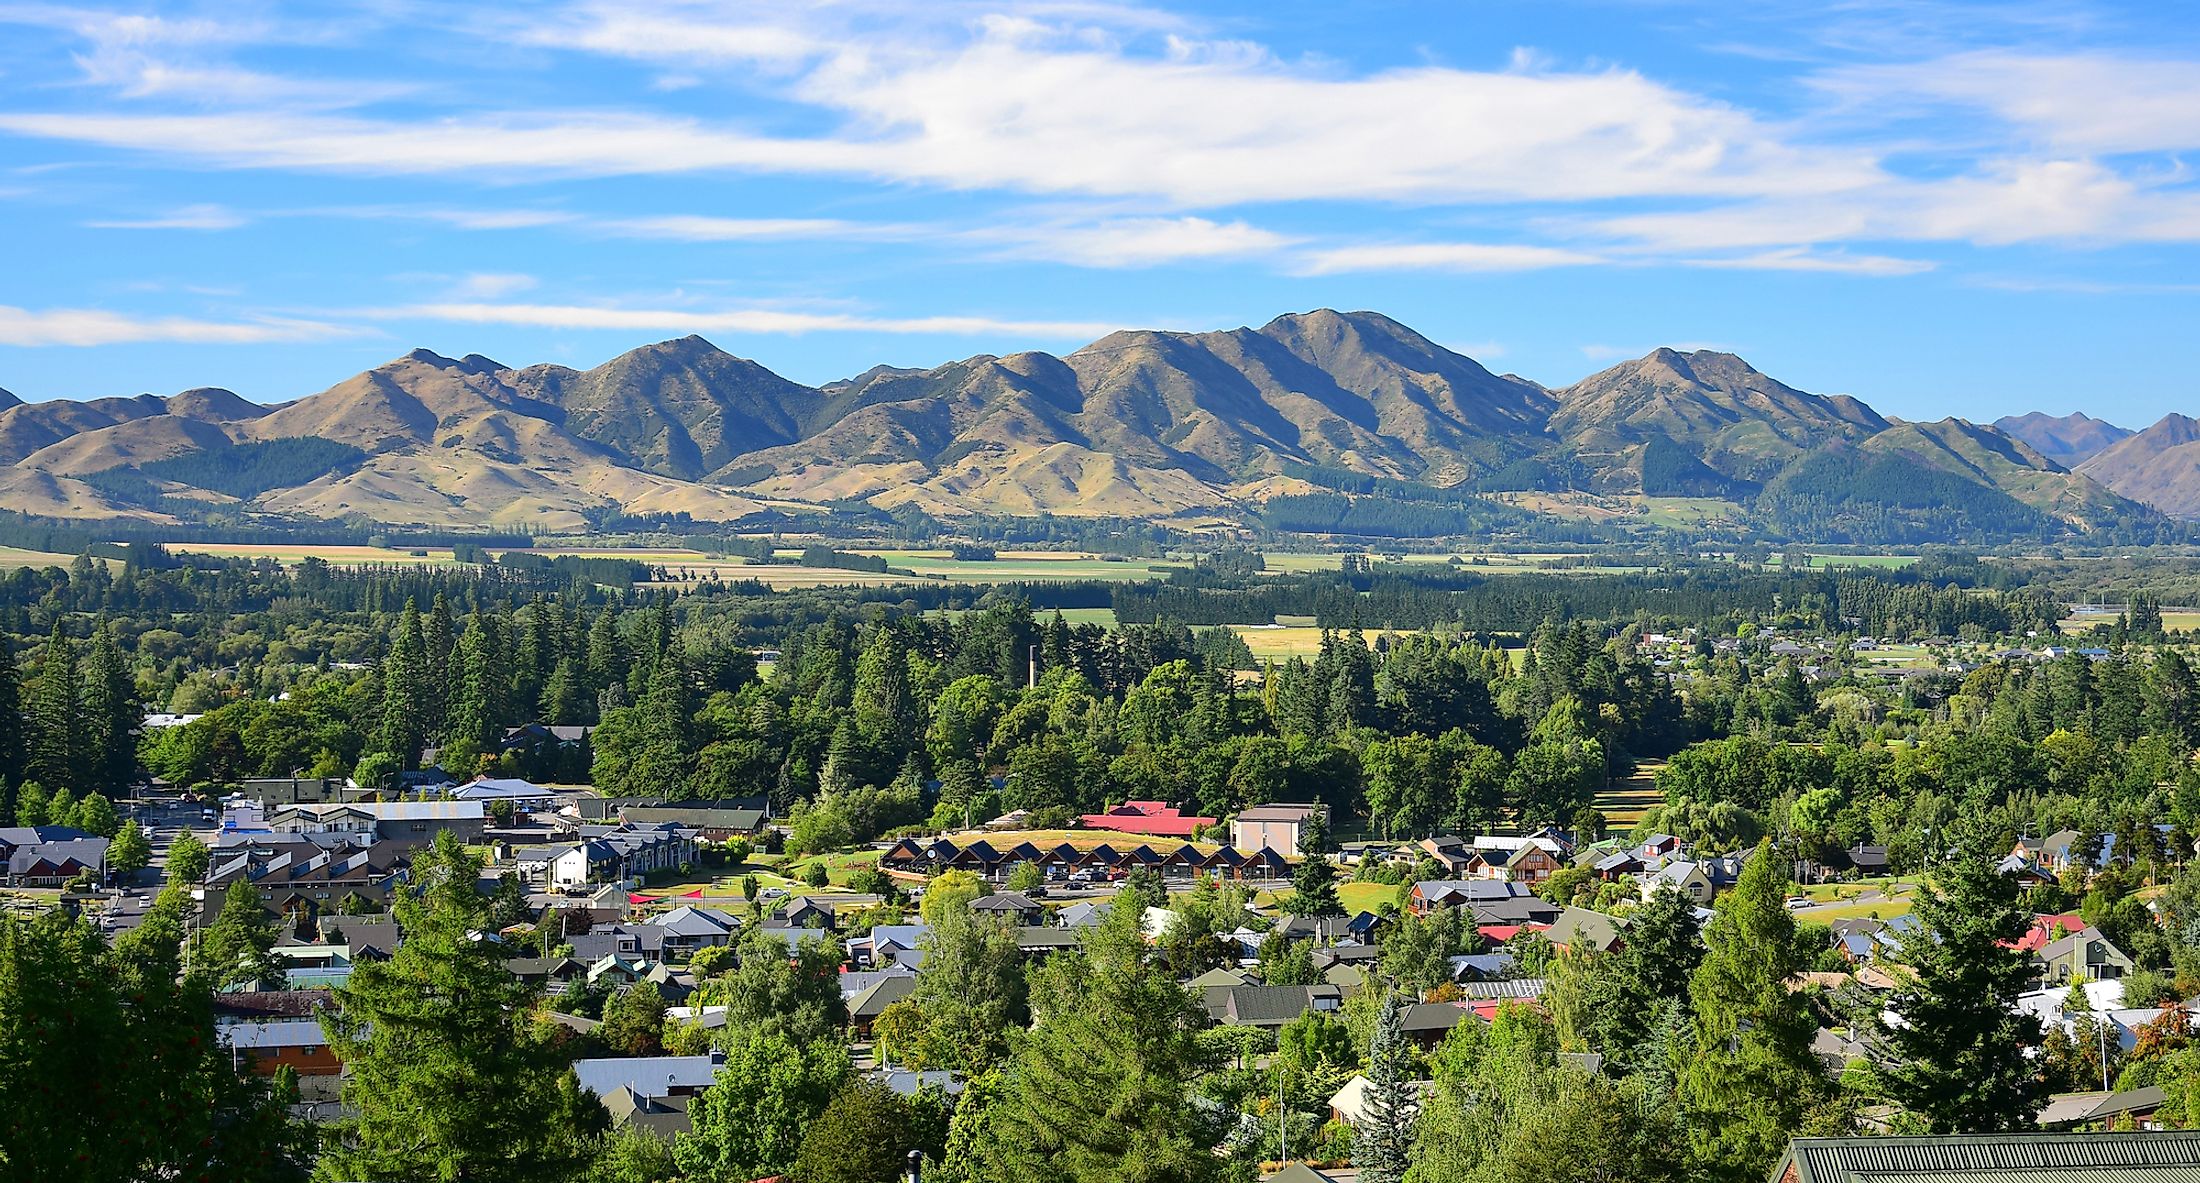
xmin=843 ymin=549 xmax=1183 ymax=583
xmin=0 ymin=546 xmax=82 ymax=569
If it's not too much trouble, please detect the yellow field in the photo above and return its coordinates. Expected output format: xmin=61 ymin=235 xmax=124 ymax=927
xmin=0 ymin=546 xmax=80 ymax=569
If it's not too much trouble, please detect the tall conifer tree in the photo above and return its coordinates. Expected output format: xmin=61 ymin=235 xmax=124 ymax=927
xmin=1678 ymin=841 xmax=1822 ymax=1183
xmin=1873 ymin=822 xmax=2047 ymax=1131
xmin=25 ymin=621 xmax=81 ymax=793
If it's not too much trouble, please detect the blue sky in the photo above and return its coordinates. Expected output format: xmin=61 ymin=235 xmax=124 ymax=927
xmin=2 ymin=0 xmax=2199 ymax=426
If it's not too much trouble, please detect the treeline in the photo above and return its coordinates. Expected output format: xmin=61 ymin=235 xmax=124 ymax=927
xmin=1117 ymin=567 xmax=2063 ymax=639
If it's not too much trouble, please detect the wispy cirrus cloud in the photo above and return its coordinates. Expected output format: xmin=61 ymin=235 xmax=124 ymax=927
xmin=366 ymin=301 xmax=1129 ymax=337
xmin=980 ymin=217 xmax=1298 ymax=267
xmin=0 ymin=304 xmax=361 ymax=346
xmin=1294 ymin=241 xmax=1603 ymax=274
xmin=84 ymin=202 xmax=246 ymax=230
xmin=1683 ymin=248 xmax=1935 ymax=276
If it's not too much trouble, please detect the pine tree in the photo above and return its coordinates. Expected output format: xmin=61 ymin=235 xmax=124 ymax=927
xmin=80 ymin=621 xmax=138 ymax=794
xmin=321 ymin=831 xmax=604 ymax=1182
xmin=198 ymin=879 xmax=282 ymax=990
xmin=1873 ymin=821 xmax=2047 ymax=1131
xmin=1678 ymin=841 xmax=1822 ymax=1183
xmin=1359 ymin=992 xmax=1418 ymax=1183
xmin=25 ymin=621 xmax=82 ymax=793
xmin=967 ymin=899 xmax=1218 ymax=1183
xmin=379 ymin=600 xmax=428 ymax=768
xmin=0 ymin=630 xmax=23 ymax=819
xmin=449 ymin=609 xmax=511 ymax=749
xmin=423 ymin=591 xmax=456 ymax=738
xmin=1284 ymin=849 xmax=1344 ymax=916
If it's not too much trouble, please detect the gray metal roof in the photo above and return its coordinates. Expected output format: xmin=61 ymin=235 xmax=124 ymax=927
xmin=1779 ymin=1132 xmax=2200 ymax=1183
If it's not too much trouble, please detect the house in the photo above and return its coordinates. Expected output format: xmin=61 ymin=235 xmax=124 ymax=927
xmin=1057 ymin=900 xmax=1111 ymax=929
xmin=1077 ymin=800 xmax=1216 ymax=839
xmin=971 ymin=892 xmax=1045 ymax=926
xmin=453 ymin=778 xmax=561 ymax=811
xmin=1770 ymin=1131 xmax=2200 ymax=1183
xmin=1546 ymin=907 xmax=1625 ymax=954
xmin=266 ymin=801 xmax=487 ymax=848
xmin=1410 ymin=879 xmax=1531 ymax=913
xmin=1494 ymin=844 xmax=1562 ymax=884
xmin=1210 ymin=984 xmax=1343 ymax=1029
xmin=4 ymin=834 xmax=109 ymax=886
xmin=2037 ymin=926 xmax=2134 ymax=983
xmin=618 ymin=806 xmax=766 ymax=840
xmin=2016 ymin=829 xmax=2115 ymax=874
xmin=1328 ymin=1074 xmax=1432 ymax=1126
xmin=573 ymin=1052 xmax=723 ymax=1105
xmin=770 ymin=897 xmax=837 ymax=930
xmin=1232 ymin=804 xmax=1327 ymax=857
xmin=1641 ymin=860 xmax=1714 ymax=904
xmin=2038 ymin=1086 xmax=2168 ymax=1130
xmin=1998 ymin=855 xmax=2057 ymax=888
xmin=1014 ymin=927 xmax=1082 ymax=957
xmin=849 ymin=924 xmax=930 ymax=970
xmin=238 ymin=777 xmax=348 ymax=806
xmin=848 ymin=974 xmax=918 ymax=1037
xmin=525 ymin=824 xmax=698 ymax=889
xmin=1399 ymin=1002 xmax=1473 ymax=1048
xmin=499 ymin=723 xmax=594 ymax=758
xmin=205 ymin=842 xmax=398 ymax=923
xmin=220 ymin=1019 xmax=341 ymax=1076
xmin=645 ymin=905 xmax=740 ymax=961
xmin=601 ymin=1089 xmax=690 ymax=1141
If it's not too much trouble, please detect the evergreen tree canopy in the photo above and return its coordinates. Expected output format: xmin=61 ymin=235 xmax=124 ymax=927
xmin=1873 ymin=821 xmax=2048 ymax=1132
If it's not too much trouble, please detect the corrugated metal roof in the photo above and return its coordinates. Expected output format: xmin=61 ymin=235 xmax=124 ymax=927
xmin=1865 ymin=1161 xmax=2200 ymax=1169
xmin=1785 ymin=1133 xmax=2200 ymax=1183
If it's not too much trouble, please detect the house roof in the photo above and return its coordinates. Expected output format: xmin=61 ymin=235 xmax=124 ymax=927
xmin=1236 ymin=804 xmax=1321 ymax=823
xmin=573 ymin=1055 xmax=721 ymax=1101
xmin=1776 ymin=1132 xmax=2200 ymax=1183
xmin=972 ymin=892 xmax=1041 ymax=913
xmin=848 ymin=974 xmax=918 ymax=1019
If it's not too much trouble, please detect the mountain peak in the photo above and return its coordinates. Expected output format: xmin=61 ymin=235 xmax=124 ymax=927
xmin=0 ymin=386 xmax=19 ymax=410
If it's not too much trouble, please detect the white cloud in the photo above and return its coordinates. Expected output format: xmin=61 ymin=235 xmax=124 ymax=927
xmin=449 ymin=273 xmax=538 ymax=298
xmin=983 ymin=217 xmax=1296 ymax=267
xmin=608 ymin=215 xmax=882 ymax=242
xmin=1814 ymin=51 xmax=2200 ymax=155
xmin=84 ymin=203 xmax=246 ymax=230
xmin=370 ymin=301 xmax=1126 ymax=338
xmin=0 ymin=12 xmax=1876 ymax=207
xmin=0 ymin=305 xmax=359 ymax=346
xmin=1296 ymin=242 xmax=1602 ymax=274
xmin=1684 ymin=248 xmax=1935 ymax=276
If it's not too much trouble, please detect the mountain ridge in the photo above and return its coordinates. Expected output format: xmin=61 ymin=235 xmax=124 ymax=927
xmin=0 ymin=310 xmax=2172 ymax=537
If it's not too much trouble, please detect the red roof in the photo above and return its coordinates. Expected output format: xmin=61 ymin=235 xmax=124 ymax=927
xmin=2011 ymin=913 xmax=2085 ymax=953
xmin=1078 ymin=801 xmax=1216 ymax=837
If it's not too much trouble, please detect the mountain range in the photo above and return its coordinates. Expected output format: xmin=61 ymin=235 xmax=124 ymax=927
xmin=0 ymin=309 xmax=2189 ymax=540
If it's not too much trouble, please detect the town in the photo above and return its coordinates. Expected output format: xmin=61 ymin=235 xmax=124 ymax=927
xmin=9 ymin=546 xmax=2200 ymax=1183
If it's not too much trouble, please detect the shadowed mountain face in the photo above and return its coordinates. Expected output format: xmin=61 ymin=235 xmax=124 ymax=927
xmin=1995 ymin=411 xmax=2133 ymax=467
xmin=0 ymin=310 xmax=2162 ymax=533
